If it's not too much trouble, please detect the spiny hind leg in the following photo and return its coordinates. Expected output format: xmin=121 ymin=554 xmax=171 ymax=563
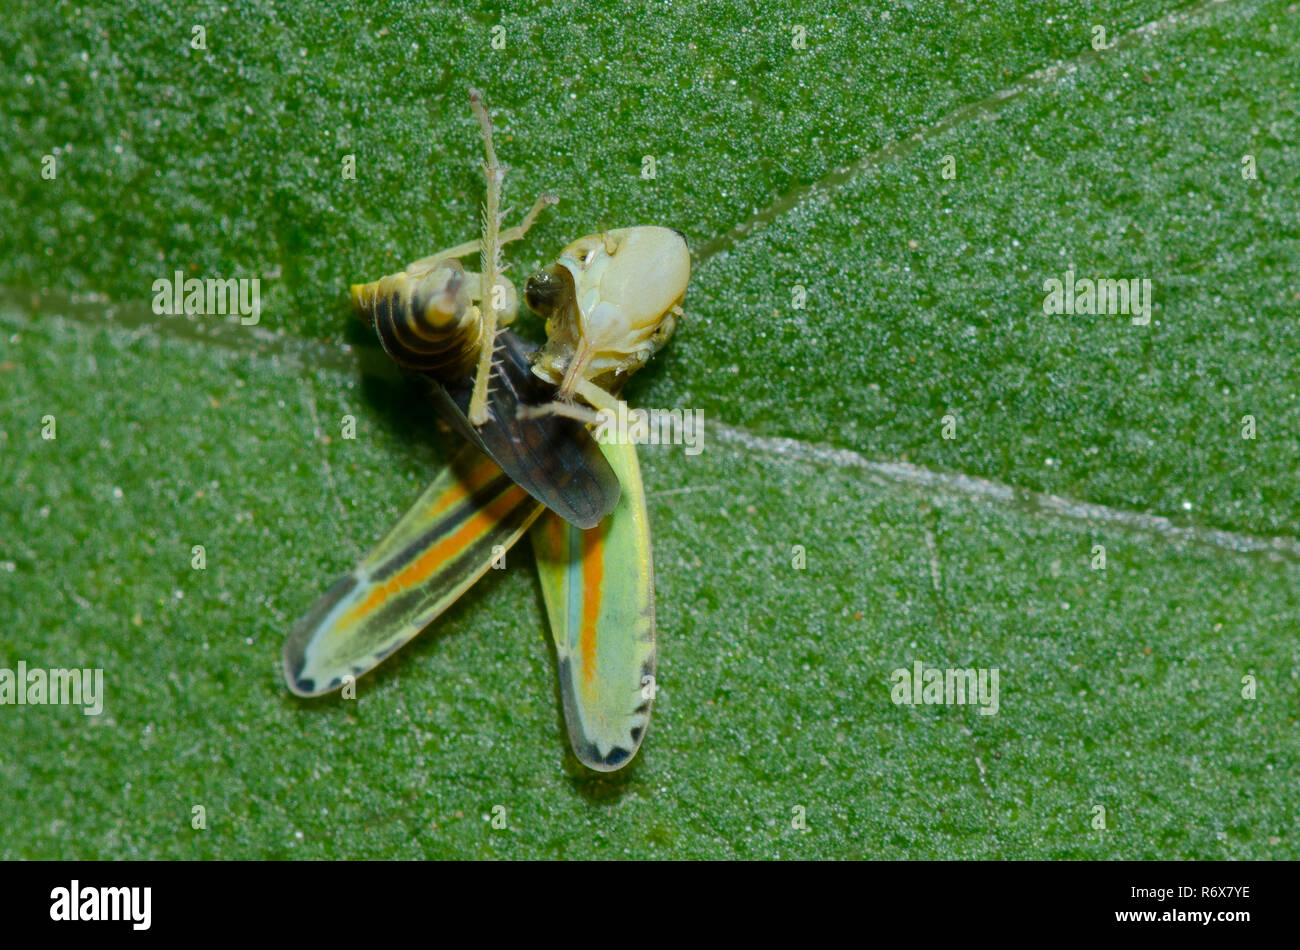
xmin=467 ymin=87 xmax=510 ymax=426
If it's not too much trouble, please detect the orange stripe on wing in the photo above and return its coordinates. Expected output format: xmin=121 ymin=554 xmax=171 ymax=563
xmin=425 ymin=453 xmax=503 ymax=521
xmin=543 ymin=509 xmax=567 ymax=555
xmin=340 ymin=482 xmax=529 ymax=628
xmin=579 ymin=526 xmax=606 ymax=697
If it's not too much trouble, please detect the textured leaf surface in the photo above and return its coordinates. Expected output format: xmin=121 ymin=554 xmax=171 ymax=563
xmin=1 ymin=0 xmax=1296 ymax=858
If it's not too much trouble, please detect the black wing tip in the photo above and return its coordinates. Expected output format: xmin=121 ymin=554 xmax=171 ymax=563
xmin=575 ymin=742 xmax=638 ymax=773
xmin=281 ymin=645 xmax=321 ymax=696
xmin=284 ymin=668 xmax=345 ymax=698
xmin=284 ymin=663 xmax=316 ymax=696
xmin=581 ymin=750 xmax=631 ymax=772
xmin=281 ymin=641 xmax=334 ymax=698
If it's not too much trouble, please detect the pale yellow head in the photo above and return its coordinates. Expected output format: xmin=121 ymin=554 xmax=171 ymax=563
xmin=527 ymin=226 xmax=690 ymax=397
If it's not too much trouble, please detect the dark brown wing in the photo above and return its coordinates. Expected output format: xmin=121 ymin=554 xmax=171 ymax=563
xmin=428 ymin=330 xmax=619 ymax=529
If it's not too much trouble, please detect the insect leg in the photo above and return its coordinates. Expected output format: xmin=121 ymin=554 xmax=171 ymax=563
xmin=468 ymin=87 xmax=506 ymax=427
xmin=499 ymin=192 xmax=559 ymax=245
xmin=402 ymin=193 xmax=559 ymax=278
xmin=515 ymin=377 xmax=622 ymax=424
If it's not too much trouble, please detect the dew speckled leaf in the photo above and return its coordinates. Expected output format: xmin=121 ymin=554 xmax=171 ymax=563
xmin=0 ymin=0 xmax=1296 ymax=858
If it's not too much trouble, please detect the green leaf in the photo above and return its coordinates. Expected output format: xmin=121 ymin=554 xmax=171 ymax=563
xmin=1 ymin=0 xmax=1295 ymax=858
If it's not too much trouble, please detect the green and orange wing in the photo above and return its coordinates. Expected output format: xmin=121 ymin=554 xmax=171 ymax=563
xmin=530 ymin=440 xmax=656 ymax=771
xmin=283 ymin=445 xmax=541 ymax=697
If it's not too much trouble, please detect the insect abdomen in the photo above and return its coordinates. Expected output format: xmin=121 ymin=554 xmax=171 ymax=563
xmin=350 ymin=263 xmax=484 ymax=380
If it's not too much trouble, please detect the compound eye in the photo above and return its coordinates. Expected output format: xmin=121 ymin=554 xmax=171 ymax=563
xmin=524 ymin=265 xmax=573 ymax=318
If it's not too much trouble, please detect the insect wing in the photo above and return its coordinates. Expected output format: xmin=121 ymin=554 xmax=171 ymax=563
xmin=432 ymin=329 xmax=619 ymax=530
xmin=530 ymin=439 xmax=656 ymax=771
xmin=284 ymin=445 xmax=542 ymax=697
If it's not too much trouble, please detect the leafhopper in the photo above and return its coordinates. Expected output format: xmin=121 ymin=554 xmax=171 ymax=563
xmin=285 ymin=90 xmax=689 ymax=770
